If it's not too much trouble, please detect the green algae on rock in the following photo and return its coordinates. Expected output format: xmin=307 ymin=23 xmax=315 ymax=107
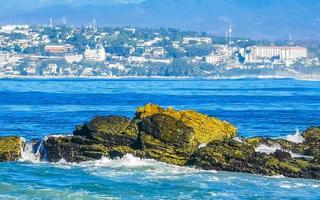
xmin=74 ymin=116 xmax=139 ymax=147
xmin=136 ymin=103 xmax=238 ymax=143
xmin=0 ymin=136 xmax=22 ymax=162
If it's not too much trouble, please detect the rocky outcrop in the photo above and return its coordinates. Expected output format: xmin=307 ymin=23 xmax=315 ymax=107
xmin=136 ymin=104 xmax=237 ymax=143
xmin=0 ymin=136 xmax=22 ymax=162
xmin=189 ymin=139 xmax=318 ymax=179
xmin=43 ymin=104 xmax=237 ymax=165
xmin=1 ymin=104 xmax=320 ymax=180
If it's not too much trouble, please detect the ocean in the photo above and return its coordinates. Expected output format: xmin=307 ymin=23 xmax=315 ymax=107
xmin=0 ymin=78 xmax=320 ymax=199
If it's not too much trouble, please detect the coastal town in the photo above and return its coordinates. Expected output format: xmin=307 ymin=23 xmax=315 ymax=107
xmin=0 ymin=23 xmax=319 ymax=78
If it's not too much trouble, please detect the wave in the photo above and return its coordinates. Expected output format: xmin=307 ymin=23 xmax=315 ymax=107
xmin=282 ymin=128 xmax=305 ymax=143
xmin=255 ymin=143 xmax=282 ymax=154
xmin=18 ymin=138 xmax=217 ymax=177
xmin=19 ymin=137 xmax=43 ymax=163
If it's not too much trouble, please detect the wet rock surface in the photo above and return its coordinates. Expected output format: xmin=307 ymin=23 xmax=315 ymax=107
xmin=1 ymin=104 xmax=320 ymax=180
xmin=0 ymin=136 xmax=22 ymax=162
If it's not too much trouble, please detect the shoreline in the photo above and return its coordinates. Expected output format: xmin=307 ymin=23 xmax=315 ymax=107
xmin=1 ymin=74 xmax=320 ymax=81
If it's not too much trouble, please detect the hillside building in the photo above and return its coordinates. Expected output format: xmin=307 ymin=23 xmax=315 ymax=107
xmin=84 ymin=45 xmax=106 ymax=62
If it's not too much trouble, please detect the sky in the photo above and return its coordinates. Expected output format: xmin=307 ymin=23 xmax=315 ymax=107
xmin=0 ymin=0 xmax=319 ymax=40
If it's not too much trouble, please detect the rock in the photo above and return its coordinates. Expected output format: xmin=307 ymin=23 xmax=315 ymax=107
xmin=303 ymin=127 xmax=320 ymax=144
xmin=0 ymin=136 xmax=22 ymax=162
xmin=302 ymin=127 xmax=320 ymax=157
xmin=188 ymin=139 xmax=319 ymax=179
xmin=136 ymin=103 xmax=237 ymax=143
xmin=136 ymin=104 xmax=237 ymax=165
xmin=44 ymin=136 xmax=108 ymax=162
xmin=188 ymin=140 xmax=256 ymax=171
xmin=272 ymin=149 xmax=292 ymax=161
xmin=74 ymin=116 xmax=139 ymax=147
xmin=3 ymin=104 xmax=320 ymax=180
xmin=139 ymin=114 xmax=195 ymax=148
xmin=140 ymin=134 xmax=191 ymax=165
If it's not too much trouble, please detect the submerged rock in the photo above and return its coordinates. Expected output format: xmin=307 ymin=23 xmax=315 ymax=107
xmin=0 ymin=136 xmax=22 ymax=162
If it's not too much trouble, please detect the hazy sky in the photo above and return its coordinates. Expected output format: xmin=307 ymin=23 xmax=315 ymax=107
xmin=1 ymin=0 xmax=319 ymax=39
xmin=0 ymin=0 xmax=146 ymax=12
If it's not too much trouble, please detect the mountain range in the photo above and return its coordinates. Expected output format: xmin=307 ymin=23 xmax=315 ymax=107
xmin=1 ymin=0 xmax=319 ymax=40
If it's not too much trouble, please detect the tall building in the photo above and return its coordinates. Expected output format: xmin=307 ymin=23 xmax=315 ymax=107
xmin=84 ymin=45 xmax=106 ymax=62
xmin=246 ymin=46 xmax=307 ymax=62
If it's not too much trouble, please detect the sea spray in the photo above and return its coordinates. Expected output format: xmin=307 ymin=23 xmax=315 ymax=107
xmin=19 ymin=137 xmax=48 ymax=163
xmin=283 ymin=128 xmax=305 ymax=143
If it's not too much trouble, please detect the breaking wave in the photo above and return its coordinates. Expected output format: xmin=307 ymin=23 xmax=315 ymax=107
xmin=283 ymin=128 xmax=305 ymax=143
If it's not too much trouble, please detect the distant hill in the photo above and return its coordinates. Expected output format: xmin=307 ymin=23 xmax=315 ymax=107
xmin=1 ymin=0 xmax=319 ymax=40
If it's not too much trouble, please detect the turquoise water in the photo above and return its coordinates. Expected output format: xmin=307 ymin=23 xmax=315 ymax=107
xmin=0 ymin=78 xmax=320 ymax=199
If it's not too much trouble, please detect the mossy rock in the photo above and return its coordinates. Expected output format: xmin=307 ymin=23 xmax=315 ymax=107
xmin=140 ymin=134 xmax=191 ymax=165
xmin=0 ymin=136 xmax=22 ymax=162
xmin=303 ymin=127 xmax=320 ymax=144
xmin=302 ymin=127 xmax=320 ymax=157
xmin=44 ymin=136 xmax=109 ymax=162
xmin=74 ymin=116 xmax=139 ymax=147
xmin=188 ymin=140 xmax=255 ymax=171
xmin=139 ymin=114 xmax=196 ymax=148
xmin=136 ymin=103 xmax=237 ymax=143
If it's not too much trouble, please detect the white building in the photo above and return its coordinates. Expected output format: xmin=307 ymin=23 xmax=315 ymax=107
xmin=145 ymin=47 xmax=165 ymax=56
xmin=84 ymin=45 xmax=106 ymax=62
xmin=128 ymin=56 xmax=173 ymax=64
xmin=65 ymin=54 xmax=83 ymax=63
xmin=182 ymin=37 xmax=212 ymax=44
xmin=205 ymin=45 xmax=236 ymax=65
xmin=205 ymin=54 xmax=219 ymax=65
xmin=246 ymin=46 xmax=307 ymax=62
xmin=0 ymin=25 xmax=29 ymax=33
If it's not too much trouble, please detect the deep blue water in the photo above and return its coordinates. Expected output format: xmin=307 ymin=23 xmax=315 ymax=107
xmin=0 ymin=78 xmax=320 ymax=199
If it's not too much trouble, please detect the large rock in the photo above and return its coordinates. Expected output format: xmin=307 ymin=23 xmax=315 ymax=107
xmin=136 ymin=104 xmax=237 ymax=165
xmin=0 ymin=136 xmax=22 ymax=162
xmin=136 ymin=104 xmax=237 ymax=143
xmin=4 ymin=104 xmax=320 ymax=180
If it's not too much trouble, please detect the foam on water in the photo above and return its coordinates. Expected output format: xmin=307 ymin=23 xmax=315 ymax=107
xmin=19 ymin=137 xmax=46 ymax=163
xmin=283 ymin=128 xmax=305 ymax=143
xmin=255 ymin=142 xmax=313 ymax=159
xmin=58 ymin=154 xmax=217 ymax=176
xmin=255 ymin=143 xmax=282 ymax=154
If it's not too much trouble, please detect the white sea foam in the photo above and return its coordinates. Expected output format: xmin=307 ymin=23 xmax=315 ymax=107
xmin=255 ymin=143 xmax=282 ymax=154
xmin=198 ymin=143 xmax=207 ymax=148
xmin=19 ymin=142 xmax=41 ymax=163
xmin=19 ymin=137 xmax=46 ymax=163
xmin=55 ymin=154 xmax=218 ymax=179
xmin=232 ymin=137 xmax=244 ymax=143
xmin=283 ymin=128 xmax=305 ymax=143
xmin=270 ymin=175 xmax=285 ymax=179
xmin=279 ymin=181 xmax=308 ymax=189
xmin=290 ymin=152 xmax=313 ymax=159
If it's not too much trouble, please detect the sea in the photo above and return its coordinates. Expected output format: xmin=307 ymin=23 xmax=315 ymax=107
xmin=0 ymin=78 xmax=320 ymax=199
